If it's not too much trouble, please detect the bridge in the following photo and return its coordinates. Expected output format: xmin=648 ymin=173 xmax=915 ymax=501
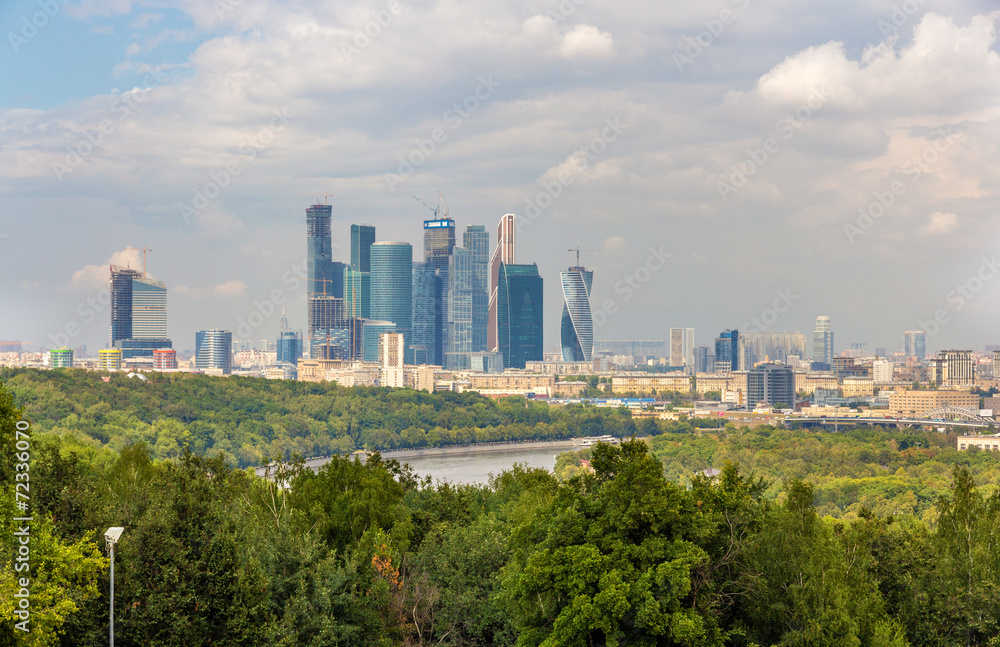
xmin=791 ymin=410 xmax=995 ymax=430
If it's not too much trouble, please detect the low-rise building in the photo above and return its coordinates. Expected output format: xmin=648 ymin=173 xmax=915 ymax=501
xmin=611 ymin=373 xmax=692 ymax=395
xmin=888 ymin=389 xmax=978 ymax=418
xmin=957 ymin=435 xmax=1000 ymax=451
xmin=841 ymin=377 xmax=875 ymax=398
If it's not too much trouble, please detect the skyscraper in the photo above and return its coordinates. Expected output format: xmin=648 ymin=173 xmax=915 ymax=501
xmin=903 ymin=330 xmax=926 ymax=360
xmin=131 ymin=276 xmax=167 ymax=338
xmin=343 ymin=267 xmax=370 ymax=319
xmin=670 ymin=328 xmax=684 ymax=367
xmin=109 ymin=263 xmax=172 ymax=358
xmin=685 ymin=328 xmax=695 ymax=367
xmin=350 ymin=224 xmax=376 ymax=272
xmin=813 ymin=316 xmax=834 ymax=364
xmin=497 ymin=262 xmax=543 ymax=369
xmin=276 ymin=308 xmax=302 ymax=365
xmin=411 ymin=261 xmax=437 ymax=364
xmin=714 ymin=329 xmax=740 ymax=373
xmin=308 ymin=296 xmax=348 ymax=359
xmin=463 ymin=225 xmax=490 ymax=352
xmin=446 ymin=247 xmax=473 ymax=369
xmin=560 ymin=266 xmax=594 ymax=362
xmin=195 ymin=329 xmax=233 ymax=374
xmin=110 ymin=265 xmax=142 ymax=344
xmin=748 ymin=364 xmax=795 ymax=408
xmin=370 ymin=241 xmax=413 ymax=362
xmin=306 ymin=204 xmax=334 ymax=300
xmin=423 ymin=217 xmax=456 ymax=364
xmin=488 ymin=214 xmax=516 ymax=352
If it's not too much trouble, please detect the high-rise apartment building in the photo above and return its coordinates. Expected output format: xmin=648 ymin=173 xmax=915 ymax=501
xmin=98 ymin=348 xmax=122 ymax=371
xmin=741 ymin=332 xmax=808 ymax=365
xmin=362 ymin=320 xmax=397 ymax=363
xmin=904 ymin=330 xmax=927 ymax=360
xmin=942 ymin=349 xmax=974 ymax=386
xmin=153 ymin=348 xmax=178 ymax=370
xmin=195 ymin=329 xmax=233 ymax=374
xmin=670 ymin=328 xmax=684 ymax=367
xmin=685 ymin=328 xmax=695 ymax=367
xmin=463 ymin=225 xmax=490 ymax=352
xmin=560 ymin=266 xmax=594 ymax=362
xmin=813 ymin=316 xmax=834 ymax=364
xmin=872 ymin=358 xmax=893 ymax=383
xmin=370 ymin=241 xmax=413 ymax=362
xmin=994 ymin=350 xmax=1000 ymax=378
xmin=379 ymin=332 xmax=405 ymax=368
xmin=488 ymin=214 xmax=516 ymax=352
xmin=49 ymin=348 xmax=73 ymax=368
xmin=496 ymin=262 xmax=543 ymax=369
xmin=714 ymin=329 xmax=740 ymax=373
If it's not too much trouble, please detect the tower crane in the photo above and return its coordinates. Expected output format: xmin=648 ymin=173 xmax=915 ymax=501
xmin=567 ymin=247 xmax=602 ymax=267
xmin=306 ymin=194 xmax=335 ymax=205
xmin=412 ymin=195 xmax=441 ymax=218
xmin=125 ymin=246 xmax=152 ymax=277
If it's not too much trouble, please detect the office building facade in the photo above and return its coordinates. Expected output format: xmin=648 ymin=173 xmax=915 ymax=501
xmin=748 ymin=364 xmax=795 ymax=408
xmin=464 ymin=225 xmax=490 ymax=352
xmin=350 ymin=224 xmax=375 ymax=272
xmin=813 ymin=316 xmax=834 ymax=364
xmin=714 ymin=329 xmax=740 ymax=373
xmin=370 ymin=241 xmax=413 ymax=361
xmin=904 ymin=330 xmax=927 ymax=360
xmin=560 ymin=266 xmax=594 ymax=362
xmin=488 ymin=214 xmax=516 ymax=352
xmin=497 ymin=262 xmax=543 ymax=369
xmin=446 ymin=247 xmax=473 ymax=368
xmin=195 ymin=329 xmax=233 ymax=374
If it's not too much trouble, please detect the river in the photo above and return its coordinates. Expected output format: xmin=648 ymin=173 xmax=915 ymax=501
xmin=393 ymin=444 xmax=571 ymax=485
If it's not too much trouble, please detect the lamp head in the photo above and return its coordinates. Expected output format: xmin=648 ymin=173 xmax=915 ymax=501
xmin=105 ymin=527 xmax=124 ymax=544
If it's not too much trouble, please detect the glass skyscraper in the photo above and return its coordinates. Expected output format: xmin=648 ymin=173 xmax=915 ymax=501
xmin=488 ymin=214 xmax=516 ymax=352
xmin=109 ymin=264 xmax=171 ymax=358
xmin=560 ymin=266 xmax=594 ymax=362
xmin=131 ymin=276 xmax=167 ymax=339
xmin=446 ymin=247 xmax=473 ymax=369
xmin=463 ymin=225 xmax=489 ymax=352
xmin=371 ymin=241 xmax=413 ymax=362
xmin=813 ymin=315 xmax=834 ymax=364
xmin=110 ymin=266 xmax=142 ymax=344
xmin=306 ymin=204 xmax=334 ymax=299
xmin=195 ymin=329 xmax=233 ymax=374
xmin=714 ymin=329 xmax=740 ymax=373
xmin=411 ymin=261 xmax=437 ymax=364
xmin=343 ymin=267 xmax=370 ymax=319
xmin=350 ymin=224 xmax=376 ymax=272
xmin=496 ymin=262 xmax=543 ymax=369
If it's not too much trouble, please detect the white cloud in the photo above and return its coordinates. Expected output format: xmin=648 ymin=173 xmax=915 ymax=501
xmin=174 ymin=280 xmax=247 ymax=299
xmin=67 ymin=248 xmax=144 ymax=291
xmin=559 ymin=24 xmax=616 ymax=59
xmin=918 ymin=211 xmax=959 ymax=236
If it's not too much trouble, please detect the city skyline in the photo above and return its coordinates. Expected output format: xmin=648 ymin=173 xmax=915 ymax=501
xmin=2 ymin=1 xmax=999 ymax=354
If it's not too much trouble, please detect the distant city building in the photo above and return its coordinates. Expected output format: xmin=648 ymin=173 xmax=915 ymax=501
xmin=560 ymin=266 xmax=594 ymax=362
xmin=362 ymin=320 xmax=397 ymax=363
xmin=379 ymin=333 xmax=405 ymax=368
xmin=685 ymin=328 xmax=695 ymax=367
xmin=942 ymin=349 xmax=975 ymax=386
xmin=872 ymin=358 xmax=893 ymax=383
xmin=488 ymin=214 xmax=516 ymax=353
xmin=109 ymin=263 xmax=172 ymax=357
xmin=670 ymin=329 xmax=685 ymax=367
xmin=277 ymin=330 xmax=303 ymax=365
xmin=98 ymin=348 xmax=122 ymax=371
xmin=49 ymin=348 xmax=73 ymax=368
xmin=308 ymin=296 xmax=348 ymax=359
xmin=994 ymin=350 xmax=1000 ymax=378
xmin=371 ymin=241 xmax=413 ymax=362
xmin=153 ymin=348 xmax=177 ymax=370
xmin=412 ymin=261 xmax=437 ymax=364
xmin=747 ymin=364 xmax=795 ymax=408
xmin=593 ymin=340 xmax=667 ymax=359
xmin=714 ymin=329 xmax=740 ymax=373
xmin=693 ymin=346 xmax=711 ymax=374
xmin=446 ymin=248 xmax=473 ymax=368
xmin=813 ymin=316 xmax=833 ymax=364
xmin=903 ymin=330 xmax=926 ymax=360
xmin=306 ymin=203 xmax=334 ymax=300
xmin=343 ymin=267 xmax=370 ymax=319
xmin=470 ymin=351 xmax=504 ymax=373
xmin=195 ymin=329 xmax=233 ymax=374
xmin=496 ymin=262 xmax=543 ymax=369
xmin=741 ymin=332 xmax=808 ymax=365
xmin=463 ymin=225 xmax=490 ymax=352
xmin=350 ymin=224 xmax=376 ymax=272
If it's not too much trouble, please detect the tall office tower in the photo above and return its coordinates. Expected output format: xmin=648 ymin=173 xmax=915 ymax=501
xmin=306 ymin=204 xmax=334 ymax=299
xmin=350 ymin=224 xmax=376 ymax=272
xmin=693 ymin=346 xmax=710 ymax=374
xmin=411 ymin=262 xmax=437 ymax=364
xmin=560 ymin=266 xmax=594 ymax=362
xmin=110 ymin=265 xmax=142 ymax=344
xmin=903 ymin=330 xmax=927 ymax=360
xmin=942 ymin=349 xmax=974 ymax=386
xmin=993 ymin=350 xmax=1000 ymax=378
xmin=741 ymin=332 xmax=809 ymax=364
xmin=464 ymin=225 xmax=490 ymax=351
xmin=276 ymin=307 xmax=302 ymax=365
xmin=685 ymin=328 xmax=695 ymax=367
xmin=714 ymin=329 xmax=740 ymax=373
xmin=669 ymin=328 xmax=684 ymax=367
xmin=445 ymin=248 xmax=473 ymax=369
xmin=362 ymin=320 xmax=397 ymax=362
xmin=49 ymin=348 xmax=73 ymax=368
xmin=423 ymin=217 xmax=456 ymax=363
xmin=488 ymin=214 xmax=516 ymax=352
xmin=813 ymin=316 xmax=834 ymax=364
xmin=747 ymin=364 xmax=795 ymax=408
xmin=496 ymin=262 xmax=543 ymax=369
xmin=308 ymin=297 xmax=348 ymax=359
xmin=131 ymin=276 xmax=167 ymax=338
xmin=343 ymin=267 xmax=370 ymax=319
xmin=195 ymin=329 xmax=233 ymax=374
xmin=371 ymin=241 xmax=413 ymax=362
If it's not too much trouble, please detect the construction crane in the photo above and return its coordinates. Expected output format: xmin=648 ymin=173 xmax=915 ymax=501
xmin=306 ymin=194 xmax=335 ymax=205
xmin=567 ymin=247 xmax=602 ymax=267
xmin=125 ymin=246 xmax=152 ymax=277
xmin=412 ymin=195 xmax=440 ymax=218
xmin=437 ymin=191 xmax=450 ymax=218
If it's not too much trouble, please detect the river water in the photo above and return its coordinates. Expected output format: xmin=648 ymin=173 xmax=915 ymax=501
xmin=396 ymin=445 xmax=565 ymax=485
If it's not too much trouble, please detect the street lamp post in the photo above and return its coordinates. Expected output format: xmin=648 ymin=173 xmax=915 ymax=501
xmin=105 ymin=527 xmax=124 ymax=647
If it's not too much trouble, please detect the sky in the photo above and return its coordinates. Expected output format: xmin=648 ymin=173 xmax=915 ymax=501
xmin=0 ymin=0 xmax=998 ymax=357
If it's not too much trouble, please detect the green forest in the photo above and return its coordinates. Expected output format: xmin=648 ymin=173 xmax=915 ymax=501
xmin=5 ymin=371 xmax=1000 ymax=645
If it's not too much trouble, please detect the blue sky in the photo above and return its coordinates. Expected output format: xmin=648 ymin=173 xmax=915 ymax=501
xmin=1 ymin=0 xmax=999 ymax=357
